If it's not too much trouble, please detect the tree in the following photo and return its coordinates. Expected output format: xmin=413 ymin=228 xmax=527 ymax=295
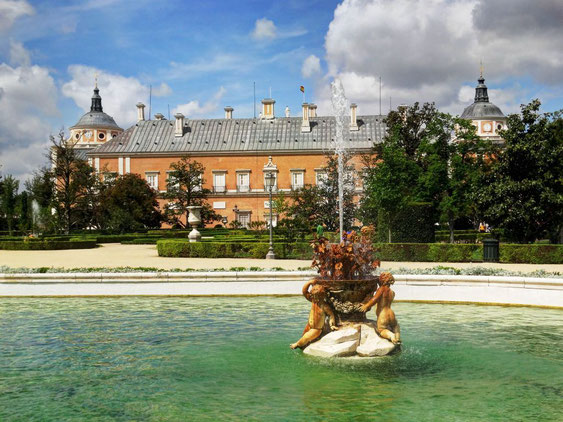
xmin=417 ymin=115 xmax=495 ymax=242
xmin=101 ymin=174 xmax=162 ymax=233
xmin=360 ymin=143 xmax=420 ymax=242
xmin=288 ymin=154 xmax=356 ymax=233
xmin=17 ymin=191 xmax=31 ymax=232
xmin=0 ymin=174 xmax=19 ymax=234
xmin=360 ymin=103 xmax=439 ymax=242
xmin=474 ymin=100 xmax=563 ymax=243
xmin=163 ymin=156 xmax=219 ymax=227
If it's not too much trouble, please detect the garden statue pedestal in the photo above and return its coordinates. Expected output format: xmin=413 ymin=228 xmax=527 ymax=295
xmin=187 ymin=206 xmax=202 ymax=243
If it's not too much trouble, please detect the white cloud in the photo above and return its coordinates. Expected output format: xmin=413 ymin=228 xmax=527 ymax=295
xmin=152 ymin=82 xmax=172 ymax=97
xmin=0 ymin=0 xmax=34 ymax=32
xmin=9 ymin=39 xmax=30 ymax=66
xmin=61 ymin=65 xmax=171 ymax=126
xmin=0 ymin=52 xmax=58 ymax=180
xmin=252 ymin=18 xmax=277 ymax=40
xmin=318 ymin=0 xmax=563 ymax=115
xmin=174 ymin=87 xmax=226 ymax=117
xmin=302 ymin=55 xmax=321 ymax=78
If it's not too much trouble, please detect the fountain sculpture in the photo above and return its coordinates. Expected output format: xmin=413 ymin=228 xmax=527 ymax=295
xmin=290 ymin=227 xmax=401 ymax=358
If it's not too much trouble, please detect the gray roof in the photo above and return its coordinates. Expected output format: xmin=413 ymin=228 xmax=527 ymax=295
xmin=73 ymin=147 xmax=92 ymax=161
xmin=88 ymin=115 xmax=386 ymax=156
xmin=461 ymin=102 xmax=505 ymax=119
xmin=71 ymin=110 xmax=122 ymax=130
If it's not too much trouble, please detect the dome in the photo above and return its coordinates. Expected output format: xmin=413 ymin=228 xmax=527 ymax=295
xmin=460 ymin=75 xmax=505 ymax=120
xmin=71 ymin=110 xmax=121 ymax=130
xmin=70 ymin=85 xmax=123 ymax=130
xmin=461 ymin=102 xmax=505 ymax=119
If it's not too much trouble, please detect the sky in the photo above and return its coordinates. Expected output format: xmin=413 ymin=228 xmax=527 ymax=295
xmin=1 ymin=0 xmax=562 ymax=181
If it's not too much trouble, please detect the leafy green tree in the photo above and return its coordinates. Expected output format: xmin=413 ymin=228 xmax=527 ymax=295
xmin=17 ymin=191 xmax=31 ymax=232
xmin=360 ymin=103 xmax=439 ymax=242
xmin=101 ymin=174 xmax=162 ymax=233
xmin=474 ymin=100 xmax=563 ymax=243
xmin=0 ymin=174 xmax=19 ymax=234
xmin=163 ymin=156 xmax=219 ymax=227
xmin=417 ymin=115 xmax=495 ymax=242
xmin=288 ymin=155 xmax=356 ymax=233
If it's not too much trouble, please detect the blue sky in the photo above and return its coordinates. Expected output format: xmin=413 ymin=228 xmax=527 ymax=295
xmin=1 ymin=0 xmax=562 ymax=180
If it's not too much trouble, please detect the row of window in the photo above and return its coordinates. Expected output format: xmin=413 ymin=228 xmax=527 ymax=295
xmin=141 ymin=170 xmax=329 ymax=192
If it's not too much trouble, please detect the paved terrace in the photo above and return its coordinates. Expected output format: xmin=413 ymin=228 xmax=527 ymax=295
xmin=1 ymin=243 xmax=561 ymax=273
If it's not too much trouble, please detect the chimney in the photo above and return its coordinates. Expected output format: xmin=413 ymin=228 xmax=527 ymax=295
xmin=136 ymin=102 xmax=145 ymax=121
xmin=174 ymin=113 xmax=184 ymax=137
xmin=398 ymin=104 xmax=408 ymax=121
xmin=285 ymin=106 xmax=290 ymax=118
xmin=309 ymin=103 xmax=317 ymax=118
xmin=224 ymin=106 xmax=233 ymax=119
xmin=261 ymin=98 xmax=275 ymax=119
xmin=301 ymin=103 xmax=311 ymax=133
xmin=154 ymin=113 xmax=164 ymax=120
xmin=350 ymin=103 xmax=359 ymax=131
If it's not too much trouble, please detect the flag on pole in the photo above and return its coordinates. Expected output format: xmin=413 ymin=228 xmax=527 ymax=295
xmin=299 ymin=85 xmax=305 ymax=93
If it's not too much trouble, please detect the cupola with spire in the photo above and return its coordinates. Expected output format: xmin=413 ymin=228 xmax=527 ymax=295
xmin=68 ymin=80 xmax=123 ymax=150
xmin=460 ymin=66 xmax=507 ymax=142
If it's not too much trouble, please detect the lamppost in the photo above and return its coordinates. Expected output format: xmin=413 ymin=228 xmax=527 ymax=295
xmin=265 ymin=172 xmax=276 ymax=259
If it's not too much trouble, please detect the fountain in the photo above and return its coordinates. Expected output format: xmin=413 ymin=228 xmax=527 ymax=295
xmin=330 ymin=78 xmax=350 ymax=238
xmin=31 ymin=199 xmax=41 ymax=237
xmin=290 ymin=227 xmax=401 ymax=357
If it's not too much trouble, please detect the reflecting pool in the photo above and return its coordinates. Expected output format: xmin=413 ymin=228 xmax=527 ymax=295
xmin=1 ymin=298 xmax=562 ymax=421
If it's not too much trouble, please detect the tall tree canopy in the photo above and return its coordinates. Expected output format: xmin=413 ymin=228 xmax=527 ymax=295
xmin=474 ymin=100 xmax=563 ymax=243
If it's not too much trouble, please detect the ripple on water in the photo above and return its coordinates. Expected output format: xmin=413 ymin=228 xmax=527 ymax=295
xmin=0 ymin=298 xmax=562 ymax=421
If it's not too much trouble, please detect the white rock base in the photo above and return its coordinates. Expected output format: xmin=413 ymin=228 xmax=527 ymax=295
xmin=302 ymin=321 xmax=397 ymax=358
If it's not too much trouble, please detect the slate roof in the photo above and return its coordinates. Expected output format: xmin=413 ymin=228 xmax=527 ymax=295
xmin=88 ymin=115 xmax=386 ymax=156
xmin=71 ymin=110 xmax=122 ymax=130
xmin=73 ymin=147 xmax=92 ymax=161
xmin=460 ymin=102 xmax=505 ymax=119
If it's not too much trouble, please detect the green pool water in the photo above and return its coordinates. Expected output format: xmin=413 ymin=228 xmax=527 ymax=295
xmin=0 ymin=298 xmax=561 ymax=421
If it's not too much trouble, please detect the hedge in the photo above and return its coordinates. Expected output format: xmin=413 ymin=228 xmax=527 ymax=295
xmin=500 ymin=244 xmax=563 ymax=264
xmin=157 ymin=240 xmax=563 ymax=264
xmin=157 ymin=240 xmax=312 ymax=259
xmin=0 ymin=239 xmax=98 ymax=250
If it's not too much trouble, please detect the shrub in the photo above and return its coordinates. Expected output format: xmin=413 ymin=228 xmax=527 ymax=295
xmin=157 ymin=240 xmax=312 ymax=259
xmin=0 ymin=239 xmax=97 ymax=250
xmin=500 ymin=244 xmax=563 ymax=264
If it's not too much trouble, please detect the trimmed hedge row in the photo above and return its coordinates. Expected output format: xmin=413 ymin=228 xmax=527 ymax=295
xmin=157 ymin=240 xmax=312 ymax=259
xmin=157 ymin=240 xmax=563 ymax=263
xmin=435 ymin=233 xmax=492 ymax=243
xmin=500 ymin=244 xmax=563 ymax=264
xmin=0 ymin=239 xmax=98 ymax=250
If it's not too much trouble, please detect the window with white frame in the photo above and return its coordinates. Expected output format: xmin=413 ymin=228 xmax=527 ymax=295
xmin=237 ymin=171 xmax=250 ymax=192
xmin=145 ymin=172 xmax=159 ymax=190
xmin=291 ymin=170 xmax=304 ymax=190
xmin=166 ymin=172 xmax=180 ymax=191
xmin=236 ymin=211 xmax=251 ymax=228
xmin=193 ymin=173 xmax=203 ymax=192
xmin=315 ymin=170 xmax=328 ymax=186
xmin=213 ymin=171 xmax=226 ymax=193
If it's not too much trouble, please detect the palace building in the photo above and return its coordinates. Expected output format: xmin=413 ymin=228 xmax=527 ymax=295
xmin=70 ymin=73 xmax=504 ymax=228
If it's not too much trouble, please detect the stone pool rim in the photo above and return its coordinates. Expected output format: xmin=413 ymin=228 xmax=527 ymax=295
xmin=0 ymin=271 xmax=561 ymax=308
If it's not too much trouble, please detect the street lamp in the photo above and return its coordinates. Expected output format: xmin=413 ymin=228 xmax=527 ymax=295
xmin=265 ymin=171 xmax=276 ymax=259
